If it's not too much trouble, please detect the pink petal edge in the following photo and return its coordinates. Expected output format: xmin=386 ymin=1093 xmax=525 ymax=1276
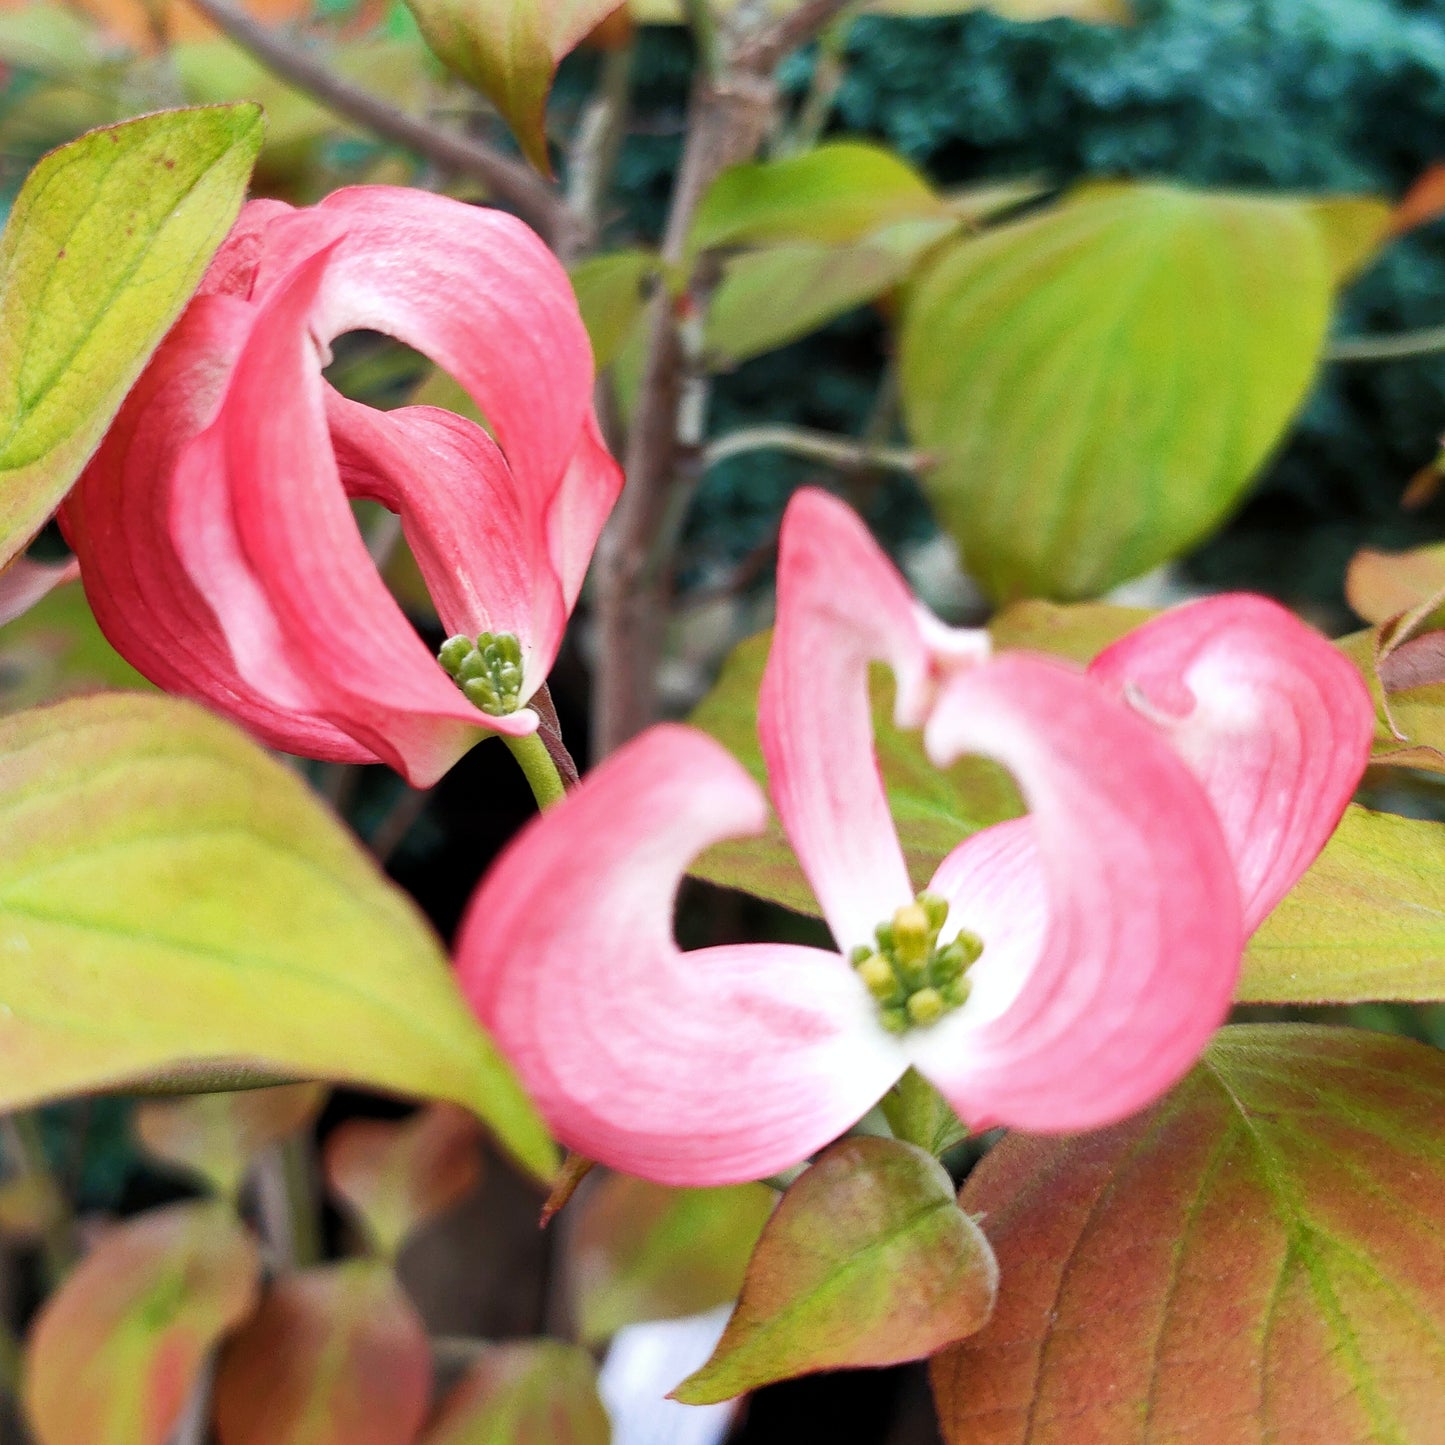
xmin=456 ymin=725 xmax=903 ymax=1187
xmin=910 ymin=653 xmax=1243 ymax=1135
xmin=1089 ymin=595 xmax=1374 ymax=933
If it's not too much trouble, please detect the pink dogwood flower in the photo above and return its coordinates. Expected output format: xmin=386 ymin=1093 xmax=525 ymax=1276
xmin=457 ymin=490 xmax=1373 ymax=1187
xmin=62 ymin=187 xmax=621 ymax=787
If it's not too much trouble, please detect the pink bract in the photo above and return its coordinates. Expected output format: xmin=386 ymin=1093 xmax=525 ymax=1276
xmin=456 ymin=490 xmax=1375 ymax=1186
xmin=62 ymin=187 xmax=622 ymax=787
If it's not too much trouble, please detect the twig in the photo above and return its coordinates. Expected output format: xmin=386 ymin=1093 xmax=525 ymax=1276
xmin=184 ymin=0 xmax=574 ymax=248
xmin=565 ymin=41 xmax=634 ymax=258
xmin=1327 ymin=323 xmax=1445 ymax=362
xmin=593 ymin=2 xmax=847 ymax=756
xmin=169 ymin=1354 xmax=215 ymax=1445
xmin=367 ymin=785 xmax=429 ymax=865
xmin=703 ymin=425 xmax=930 ymax=475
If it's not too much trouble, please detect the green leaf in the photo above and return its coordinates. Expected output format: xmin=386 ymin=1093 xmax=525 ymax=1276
xmin=571 ymin=1175 xmax=775 ymax=1346
xmin=0 ymin=693 xmax=554 ymax=1181
xmin=0 ymin=105 xmax=263 ymax=572
xmin=690 ymin=142 xmax=950 ymax=256
xmin=0 ymin=579 xmax=151 ymax=713
xmin=985 ymin=596 xmax=1153 ymax=663
xmin=901 ymin=181 xmax=1392 ymax=601
xmin=399 ymin=0 xmax=622 ymax=173
xmin=706 ymin=217 xmax=958 ymax=366
xmin=24 ymin=1201 xmax=261 ymax=1445
xmin=569 ymin=249 xmax=658 ymax=371
xmin=688 ymin=631 xmax=1021 ymax=916
xmin=1242 ymin=804 xmax=1445 ymax=1003
xmin=881 ymin=1069 xmax=967 ymax=1156
xmin=423 ymin=1341 xmax=610 ymax=1445
xmin=213 ymin=1262 xmax=431 ymax=1445
xmin=674 ymin=1136 xmax=996 ymax=1404
xmin=135 ymin=1084 xmax=327 ymax=1201
xmin=323 ymin=1105 xmax=483 ymax=1260
xmin=932 ymin=1025 xmax=1445 ymax=1444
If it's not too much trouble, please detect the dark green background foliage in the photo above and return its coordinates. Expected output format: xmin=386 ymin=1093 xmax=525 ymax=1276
xmin=581 ymin=0 xmax=1445 ymax=609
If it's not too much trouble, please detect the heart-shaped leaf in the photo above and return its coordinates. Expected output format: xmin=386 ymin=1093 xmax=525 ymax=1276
xmin=931 ymin=1025 xmax=1445 ymax=1444
xmin=213 ymin=1262 xmax=431 ymax=1445
xmin=901 ymin=182 xmax=1391 ymax=601
xmin=0 ymin=106 xmax=262 ymax=571
xmin=0 ymin=693 xmax=553 ymax=1180
xmin=674 ymin=1137 xmax=997 ymax=1404
xmin=24 ymin=1201 xmax=260 ymax=1445
xmin=690 ymin=143 xmax=950 ymax=255
xmin=706 ymin=218 xmax=959 ymax=366
xmin=423 ymin=1341 xmax=610 ymax=1445
xmin=1242 ymin=804 xmax=1445 ymax=1002
xmin=572 ymin=1175 xmax=774 ymax=1345
xmin=135 ymin=1085 xmax=327 ymax=1201
xmin=400 ymin=0 xmax=624 ymax=173
xmin=324 ymin=1105 xmax=483 ymax=1260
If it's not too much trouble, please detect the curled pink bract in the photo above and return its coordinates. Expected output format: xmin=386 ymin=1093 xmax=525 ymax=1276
xmin=457 ymin=490 xmax=1374 ymax=1186
xmin=62 ymin=187 xmax=622 ymax=787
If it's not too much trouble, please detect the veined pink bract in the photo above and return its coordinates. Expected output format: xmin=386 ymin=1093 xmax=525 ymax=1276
xmin=62 ymin=187 xmax=622 ymax=787
xmin=456 ymin=490 xmax=1374 ymax=1187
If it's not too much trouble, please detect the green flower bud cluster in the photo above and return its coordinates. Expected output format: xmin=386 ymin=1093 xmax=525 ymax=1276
xmin=438 ymin=631 xmax=525 ymax=716
xmin=850 ymin=892 xmax=983 ymax=1035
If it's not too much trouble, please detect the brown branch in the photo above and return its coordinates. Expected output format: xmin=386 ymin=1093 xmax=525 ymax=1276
xmin=590 ymin=4 xmax=853 ymax=756
xmin=185 ymin=0 xmax=575 ymax=248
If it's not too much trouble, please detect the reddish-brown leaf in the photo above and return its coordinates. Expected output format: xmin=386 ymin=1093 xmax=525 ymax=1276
xmin=675 ymin=1137 xmax=996 ymax=1405
xmin=135 ymin=1084 xmax=327 ymax=1200
xmin=214 ymin=1262 xmax=431 ymax=1445
xmin=1392 ymin=163 xmax=1445 ymax=235
xmin=323 ymin=1105 xmax=482 ymax=1259
xmin=423 ymin=1341 xmax=609 ymax=1445
xmin=24 ymin=1201 xmax=259 ymax=1445
xmin=931 ymin=1025 xmax=1445 ymax=1444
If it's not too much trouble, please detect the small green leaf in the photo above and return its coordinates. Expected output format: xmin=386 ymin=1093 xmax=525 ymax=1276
xmin=323 ymin=1105 xmax=483 ymax=1260
xmin=24 ymin=1201 xmax=261 ymax=1445
xmin=0 ymin=105 xmax=263 ymax=571
xmin=213 ymin=1262 xmax=431 ymax=1445
xmin=135 ymin=1084 xmax=327 ymax=1201
xmin=0 ymin=693 xmax=554 ymax=1181
xmin=690 ymin=142 xmax=949 ymax=256
xmin=400 ymin=0 xmax=623 ymax=173
xmin=985 ymin=596 xmax=1152 ymax=663
xmin=674 ymin=1137 xmax=996 ymax=1404
xmin=689 ymin=631 xmax=1021 ymax=916
xmin=932 ymin=1025 xmax=1445 ymax=1444
xmin=706 ymin=217 xmax=958 ymax=366
xmin=881 ymin=1069 xmax=967 ymax=1157
xmin=572 ymin=1174 xmax=775 ymax=1346
xmin=1242 ymin=804 xmax=1445 ymax=1003
xmin=423 ymin=1341 xmax=610 ymax=1445
xmin=901 ymin=181 xmax=1392 ymax=601
xmin=570 ymin=250 xmax=659 ymax=371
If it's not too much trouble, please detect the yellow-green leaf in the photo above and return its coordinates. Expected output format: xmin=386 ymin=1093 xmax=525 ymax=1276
xmin=706 ymin=217 xmax=957 ymax=366
xmin=901 ymin=181 xmax=1392 ymax=601
xmin=24 ymin=1201 xmax=261 ymax=1445
xmin=0 ymin=693 xmax=554 ymax=1180
xmin=570 ymin=249 xmax=659 ymax=371
xmin=1242 ymin=804 xmax=1445 ymax=1003
xmin=674 ymin=1137 xmax=996 ymax=1404
xmin=0 ymin=105 xmax=263 ymax=571
xmin=400 ymin=0 xmax=623 ymax=173
xmin=423 ymin=1341 xmax=609 ymax=1445
xmin=690 ymin=142 xmax=949 ymax=256
xmin=572 ymin=1175 xmax=775 ymax=1345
